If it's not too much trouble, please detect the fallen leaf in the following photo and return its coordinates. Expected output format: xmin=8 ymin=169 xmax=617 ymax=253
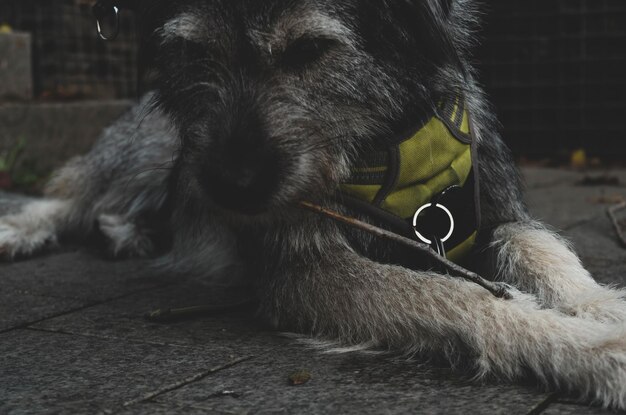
xmin=289 ymin=370 xmax=312 ymax=386
xmin=571 ymin=149 xmax=587 ymax=170
xmin=588 ymin=194 xmax=625 ymax=205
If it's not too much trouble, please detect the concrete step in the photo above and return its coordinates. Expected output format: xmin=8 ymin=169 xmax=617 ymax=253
xmin=0 ymin=100 xmax=133 ymax=175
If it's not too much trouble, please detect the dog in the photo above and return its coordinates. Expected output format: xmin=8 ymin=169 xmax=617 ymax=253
xmin=1 ymin=0 xmax=626 ymax=408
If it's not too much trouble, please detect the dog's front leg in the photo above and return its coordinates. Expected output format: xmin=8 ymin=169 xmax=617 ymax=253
xmin=264 ymin=248 xmax=626 ymax=408
xmin=474 ymin=125 xmax=626 ymax=323
xmin=489 ymin=221 xmax=626 ymax=323
xmin=0 ymin=199 xmax=72 ymax=259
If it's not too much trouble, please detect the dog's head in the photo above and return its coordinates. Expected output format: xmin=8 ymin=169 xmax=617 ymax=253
xmin=143 ymin=0 xmax=477 ymax=216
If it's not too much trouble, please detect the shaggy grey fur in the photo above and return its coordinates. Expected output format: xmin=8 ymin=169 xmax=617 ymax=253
xmin=1 ymin=0 xmax=625 ymax=408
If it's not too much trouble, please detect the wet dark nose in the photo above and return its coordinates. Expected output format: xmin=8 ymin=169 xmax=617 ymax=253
xmin=202 ymin=151 xmax=281 ymax=214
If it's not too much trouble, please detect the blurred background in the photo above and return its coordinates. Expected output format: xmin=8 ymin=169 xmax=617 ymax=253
xmin=480 ymin=0 xmax=626 ymax=164
xmin=0 ymin=0 xmax=625 ymax=192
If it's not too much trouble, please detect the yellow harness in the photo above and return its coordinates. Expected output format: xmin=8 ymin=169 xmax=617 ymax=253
xmin=339 ymin=97 xmax=480 ymax=264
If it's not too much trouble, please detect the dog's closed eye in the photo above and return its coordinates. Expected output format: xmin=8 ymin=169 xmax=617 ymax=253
xmin=280 ymin=37 xmax=338 ymax=70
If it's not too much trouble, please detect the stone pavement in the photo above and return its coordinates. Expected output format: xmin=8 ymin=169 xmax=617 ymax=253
xmin=1 ymin=167 xmax=626 ymax=415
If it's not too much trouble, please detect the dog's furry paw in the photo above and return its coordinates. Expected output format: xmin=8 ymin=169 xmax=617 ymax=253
xmin=0 ymin=200 xmax=70 ymax=260
xmin=0 ymin=217 xmax=58 ymax=259
xmin=560 ymin=287 xmax=626 ymax=323
xmin=98 ymin=214 xmax=154 ymax=258
xmin=588 ymin=334 xmax=626 ymax=409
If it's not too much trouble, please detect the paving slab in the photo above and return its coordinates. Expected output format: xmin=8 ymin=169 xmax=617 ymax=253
xmin=150 ymin=344 xmax=548 ymax=415
xmin=0 ymin=193 xmax=176 ymax=331
xmin=0 ymin=292 xmax=84 ymax=334
xmin=561 ymin=214 xmax=624 ymax=260
xmin=563 ymin=216 xmax=626 ymax=287
xmin=523 ymin=168 xmax=626 ymax=190
xmin=1 ymin=251 xmax=163 ymax=300
xmin=30 ymin=283 xmax=286 ymax=352
xmin=0 ymin=329 xmax=250 ymax=414
xmin=522 ymin=168 xmax=583 ymax=189
xmin=543 ymin=402 xmax=615 ymax=415
xmin=524 ymin=167 xmax=626 ymax=231
xmin=1 ymin=168 xmax=626 ymax=414
xmin=523 ymin=168 xmax=626 ymax=289
xmin=0 ymin=252 xmax=169 ymax=332
xmin=116 ymin=402 xmax=227 ymax=415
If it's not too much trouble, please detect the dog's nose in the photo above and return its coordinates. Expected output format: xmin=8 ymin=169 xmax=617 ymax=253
xmin=223 ymin=168 xmax=255 ymax=189
xmin=202 ymin=157 xmax=280 ymax=214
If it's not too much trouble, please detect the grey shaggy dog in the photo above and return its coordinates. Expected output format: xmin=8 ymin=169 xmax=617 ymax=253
xmin=1 ymin=0 xmax=626 ymax=408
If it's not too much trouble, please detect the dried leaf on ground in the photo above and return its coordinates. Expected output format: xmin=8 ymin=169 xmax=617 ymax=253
xmin=289 ymin=370 xmax=312 ymax=386
xmin=588 ymin=194 xmax=625 ymax=205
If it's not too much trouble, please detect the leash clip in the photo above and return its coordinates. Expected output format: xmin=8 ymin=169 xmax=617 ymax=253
xmin=93 ymin=1 xmax=120 ymax=41
xmin=431 ymin=236 xmax=447 ymax=258
xmin=412 ymin=202 xmax=455 ymax=258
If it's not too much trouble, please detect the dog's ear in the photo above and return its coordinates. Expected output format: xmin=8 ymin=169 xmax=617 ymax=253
xmin=399 ymin=0 xmax=459 ymax=54
xmin=389 ymin=0 xmax=469 ymax=81
xmin=356 ymin=0 xmax=460 ymax=66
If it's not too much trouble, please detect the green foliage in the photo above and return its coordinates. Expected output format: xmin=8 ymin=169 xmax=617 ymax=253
xmin=0 ymin=136 xmax=26 ymax=173
xmin=0 ymin=137 xmax=44 ymax=192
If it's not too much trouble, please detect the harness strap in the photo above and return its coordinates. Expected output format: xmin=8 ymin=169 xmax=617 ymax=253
xmin=338 ymin=95 xmax=480 ymax=264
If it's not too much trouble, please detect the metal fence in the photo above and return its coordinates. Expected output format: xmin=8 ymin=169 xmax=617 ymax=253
xmin=0 ymin=0 xmax=138 ymax=100
xmin=1 ymin=0 xmax=625 ymax=159
xmin=477 ymin=0 xmax=626 ymax=160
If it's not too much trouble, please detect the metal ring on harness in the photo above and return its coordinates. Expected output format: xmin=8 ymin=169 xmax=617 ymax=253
xmin=96 ymin=5 xmax=120 ymax=40
xmin=412 ymin=203 xmax=455 ymax=245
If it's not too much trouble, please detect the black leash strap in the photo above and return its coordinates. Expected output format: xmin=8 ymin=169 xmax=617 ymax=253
xmin=92 ymin=0 xmax=139 ymax=40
